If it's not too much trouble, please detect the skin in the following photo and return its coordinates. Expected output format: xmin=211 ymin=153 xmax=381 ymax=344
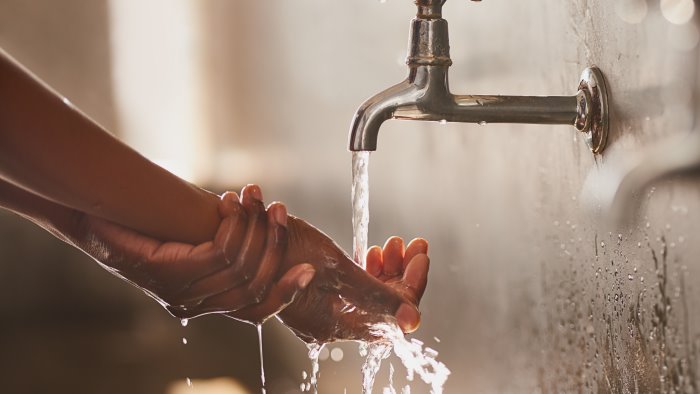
xmin=0 ymin=48 xmax=430 ymax=341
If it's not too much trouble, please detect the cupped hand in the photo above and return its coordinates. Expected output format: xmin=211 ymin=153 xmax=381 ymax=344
xmin=68 ymin=185 xmax=315 ymax=323
xmin=365 ymin=237 xmax=430 ymax=330
xmin=275 ymin=217 xmax=430 ymax=343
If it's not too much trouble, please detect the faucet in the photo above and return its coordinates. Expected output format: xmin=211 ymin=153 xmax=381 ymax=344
xmin=348 ymin=0 xmax=609 ymax=154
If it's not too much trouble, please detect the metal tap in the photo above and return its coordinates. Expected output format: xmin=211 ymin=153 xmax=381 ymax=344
xmin=348 ymin=0 xmax=609 ymax=154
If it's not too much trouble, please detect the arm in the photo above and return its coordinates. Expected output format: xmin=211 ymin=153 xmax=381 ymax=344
xmin=0 ymin=49 xmax=429 ymax=339
xmin=0 ymin=48 xmax=219 ymax=244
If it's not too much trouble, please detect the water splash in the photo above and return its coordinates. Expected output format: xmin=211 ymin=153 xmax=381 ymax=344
xmin=361 ymin=341 xmax=393 ymax=393
xmin=352 ymin=151 xmax=371 ymax=268
xmin=368 ymin=323 xmax=451 ymax=394
xmin=307 ymin=343 xmax=323 ymax=393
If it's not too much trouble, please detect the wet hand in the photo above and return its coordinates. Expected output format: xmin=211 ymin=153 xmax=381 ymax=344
xmin=276 ymin=218 xmax=430 ymax=343
xmin=365 ymin=237 xmax=430 ymax=333
xmin=69 ymin=185 xmax=315 ymax=323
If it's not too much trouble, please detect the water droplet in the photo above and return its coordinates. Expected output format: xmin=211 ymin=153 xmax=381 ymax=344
xmin=302 ymin=371 xmax=308 ymax=380
xmin=637 ymin=242 xmax=642 ymax=248
xmin=628 ymin=274 xmax=634 ymax=281
xmin=478 ymin=121 xmax=487 ymax=126
xmin=645 ymin=222 xmax=651 ymax=228
xmin=182 ymin=337 xmax=187 ymax=345
xmin=641 ymin=276 xmax=645 ymax=283
xmin=186 ymin=378 xmax=192 ymax=387
xmin=601 ymin=241 xmax=606 ymax=248
xmin=439 ymin=119 xmax=447 ymax=125
xmin=434 ymin=337 xmax=441 ymax=343
xmin=180 ymin=318 xmax=188 ymax=327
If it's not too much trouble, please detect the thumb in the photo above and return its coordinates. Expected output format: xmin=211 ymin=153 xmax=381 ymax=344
xmin=395 ymin=303 xmax=421 ymax=333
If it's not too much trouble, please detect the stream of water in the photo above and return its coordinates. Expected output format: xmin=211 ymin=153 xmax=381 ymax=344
xmin=350 ymin=151 xmax=450 ymax=394
xmin=257 ymin=324 xmax=266 ymax=393
xmin=352 ymin=151 xmax=371 ymax=269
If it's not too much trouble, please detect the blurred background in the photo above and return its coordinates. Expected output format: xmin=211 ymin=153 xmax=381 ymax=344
xmin=1 ymin=0 xmax=699 ymax=392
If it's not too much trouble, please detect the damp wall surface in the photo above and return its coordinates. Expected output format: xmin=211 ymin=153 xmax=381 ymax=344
xmin=0 ymin=0 xmax=698 ymax=393
xmin=238 ymin=1 xmax=700 ymax=392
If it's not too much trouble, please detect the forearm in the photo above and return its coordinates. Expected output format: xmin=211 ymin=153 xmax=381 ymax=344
xmin=0 ymin=49 xmax=219 ymax=243
xmin=0 ymin=178 xmax=85 ymax=245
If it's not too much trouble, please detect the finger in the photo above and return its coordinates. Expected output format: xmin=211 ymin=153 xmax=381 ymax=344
xmin=218 ymin=191 xmax=241 ymax=217
xmin=160 ymin=198 xmax=246 ymax=287
xmin=225 ymin=263 xmax=315 ymax=324
xmin=169 ymin=191 xmax=266 ymax=305
xmin=402 ymin=253 xmax=430 ymax=303
xmin=235 ymin=184 xmax=269 ymax=281
xmin=214 ymin=198 xmax=248 ymax=260
xmin=196 ymin=203 xmax=289 ymax=313
xmin=365 ymin=245 xmax=383 ymax=277
xmin=242 ymin=183 xmax=263 ymax=201
xmin=382 ymin=236 xmax=404 ymax=276
xmin=395 ymin=303 xmax=421 ymax=334
xmin=403 ymin=238 xmax=428 ymax=270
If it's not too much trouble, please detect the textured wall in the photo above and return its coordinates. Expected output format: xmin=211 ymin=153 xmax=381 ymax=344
xmin=0 ymin=0 xmax=698 ymax=393
xmin=217 ymin=1 xmax=700 ymax=392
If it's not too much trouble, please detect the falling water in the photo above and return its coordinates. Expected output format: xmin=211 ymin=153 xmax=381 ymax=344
xmin=352 ymin=151 xmax=371 ymax=268
xmin=306 ymin=343 xmax=322 ymax=393
xmin=350 ymin=151 xmax=451 ymax=393
xmin=257 ymin=324 xmax=266 ymax=394
xmin=370 ymin=323 xmax=450 ymax=394
xmin=361 ymin=340 xmax=393 ymax=392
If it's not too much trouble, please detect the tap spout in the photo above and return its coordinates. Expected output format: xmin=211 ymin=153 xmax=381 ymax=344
xmin=348 ymin=0 xmax=609 ymax=153
xmin=349 ymin=64 xmax=595 ymax=152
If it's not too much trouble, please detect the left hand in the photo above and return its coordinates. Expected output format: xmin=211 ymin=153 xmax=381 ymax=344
xmin=64 ymin=188 xmax=315 ymax=322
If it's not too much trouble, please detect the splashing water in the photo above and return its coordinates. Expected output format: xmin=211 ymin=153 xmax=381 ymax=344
xmin=306 ymin=343 xmax=323 ymax=393
xmin=370 ymin=323 xmax=450 ymax=393
xmin=360 ymin=341 xmax=393 ymax=392
xmin=352 ymin=151 xmax=371 ymax=268
xmin=257 ymin=324 xmax=266 ymax=394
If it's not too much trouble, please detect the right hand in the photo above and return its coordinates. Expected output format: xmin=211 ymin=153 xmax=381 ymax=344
xmin=276 ymin=218 xmax=430 ymax=343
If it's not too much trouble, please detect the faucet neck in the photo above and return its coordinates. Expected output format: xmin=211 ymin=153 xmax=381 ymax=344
xmin=407 ymin=3 xmax=451 ymax=67
xmin=415 ymin=0 xmax=445 ymax=18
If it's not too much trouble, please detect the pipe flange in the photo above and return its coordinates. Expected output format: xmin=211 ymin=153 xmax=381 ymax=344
xmin=577 ymin=66 xmax=609 ymax=154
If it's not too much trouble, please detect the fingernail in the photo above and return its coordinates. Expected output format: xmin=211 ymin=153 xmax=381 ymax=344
xmin=247 ymin=184 xmax=263 ymax=201
xmin=415 ymin=239 xmax=428 ymax=254
xmin=273 ymin=203 xmax=287 ymax=226
xmin=395 ymin=303 xmax=420 ymax=333
xmin=297 ymin=269 xmax=316 ymax=289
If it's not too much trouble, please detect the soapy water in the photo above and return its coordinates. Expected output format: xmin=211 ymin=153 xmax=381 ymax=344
xmin=349 ymin=151 xmax=450 ymax=393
